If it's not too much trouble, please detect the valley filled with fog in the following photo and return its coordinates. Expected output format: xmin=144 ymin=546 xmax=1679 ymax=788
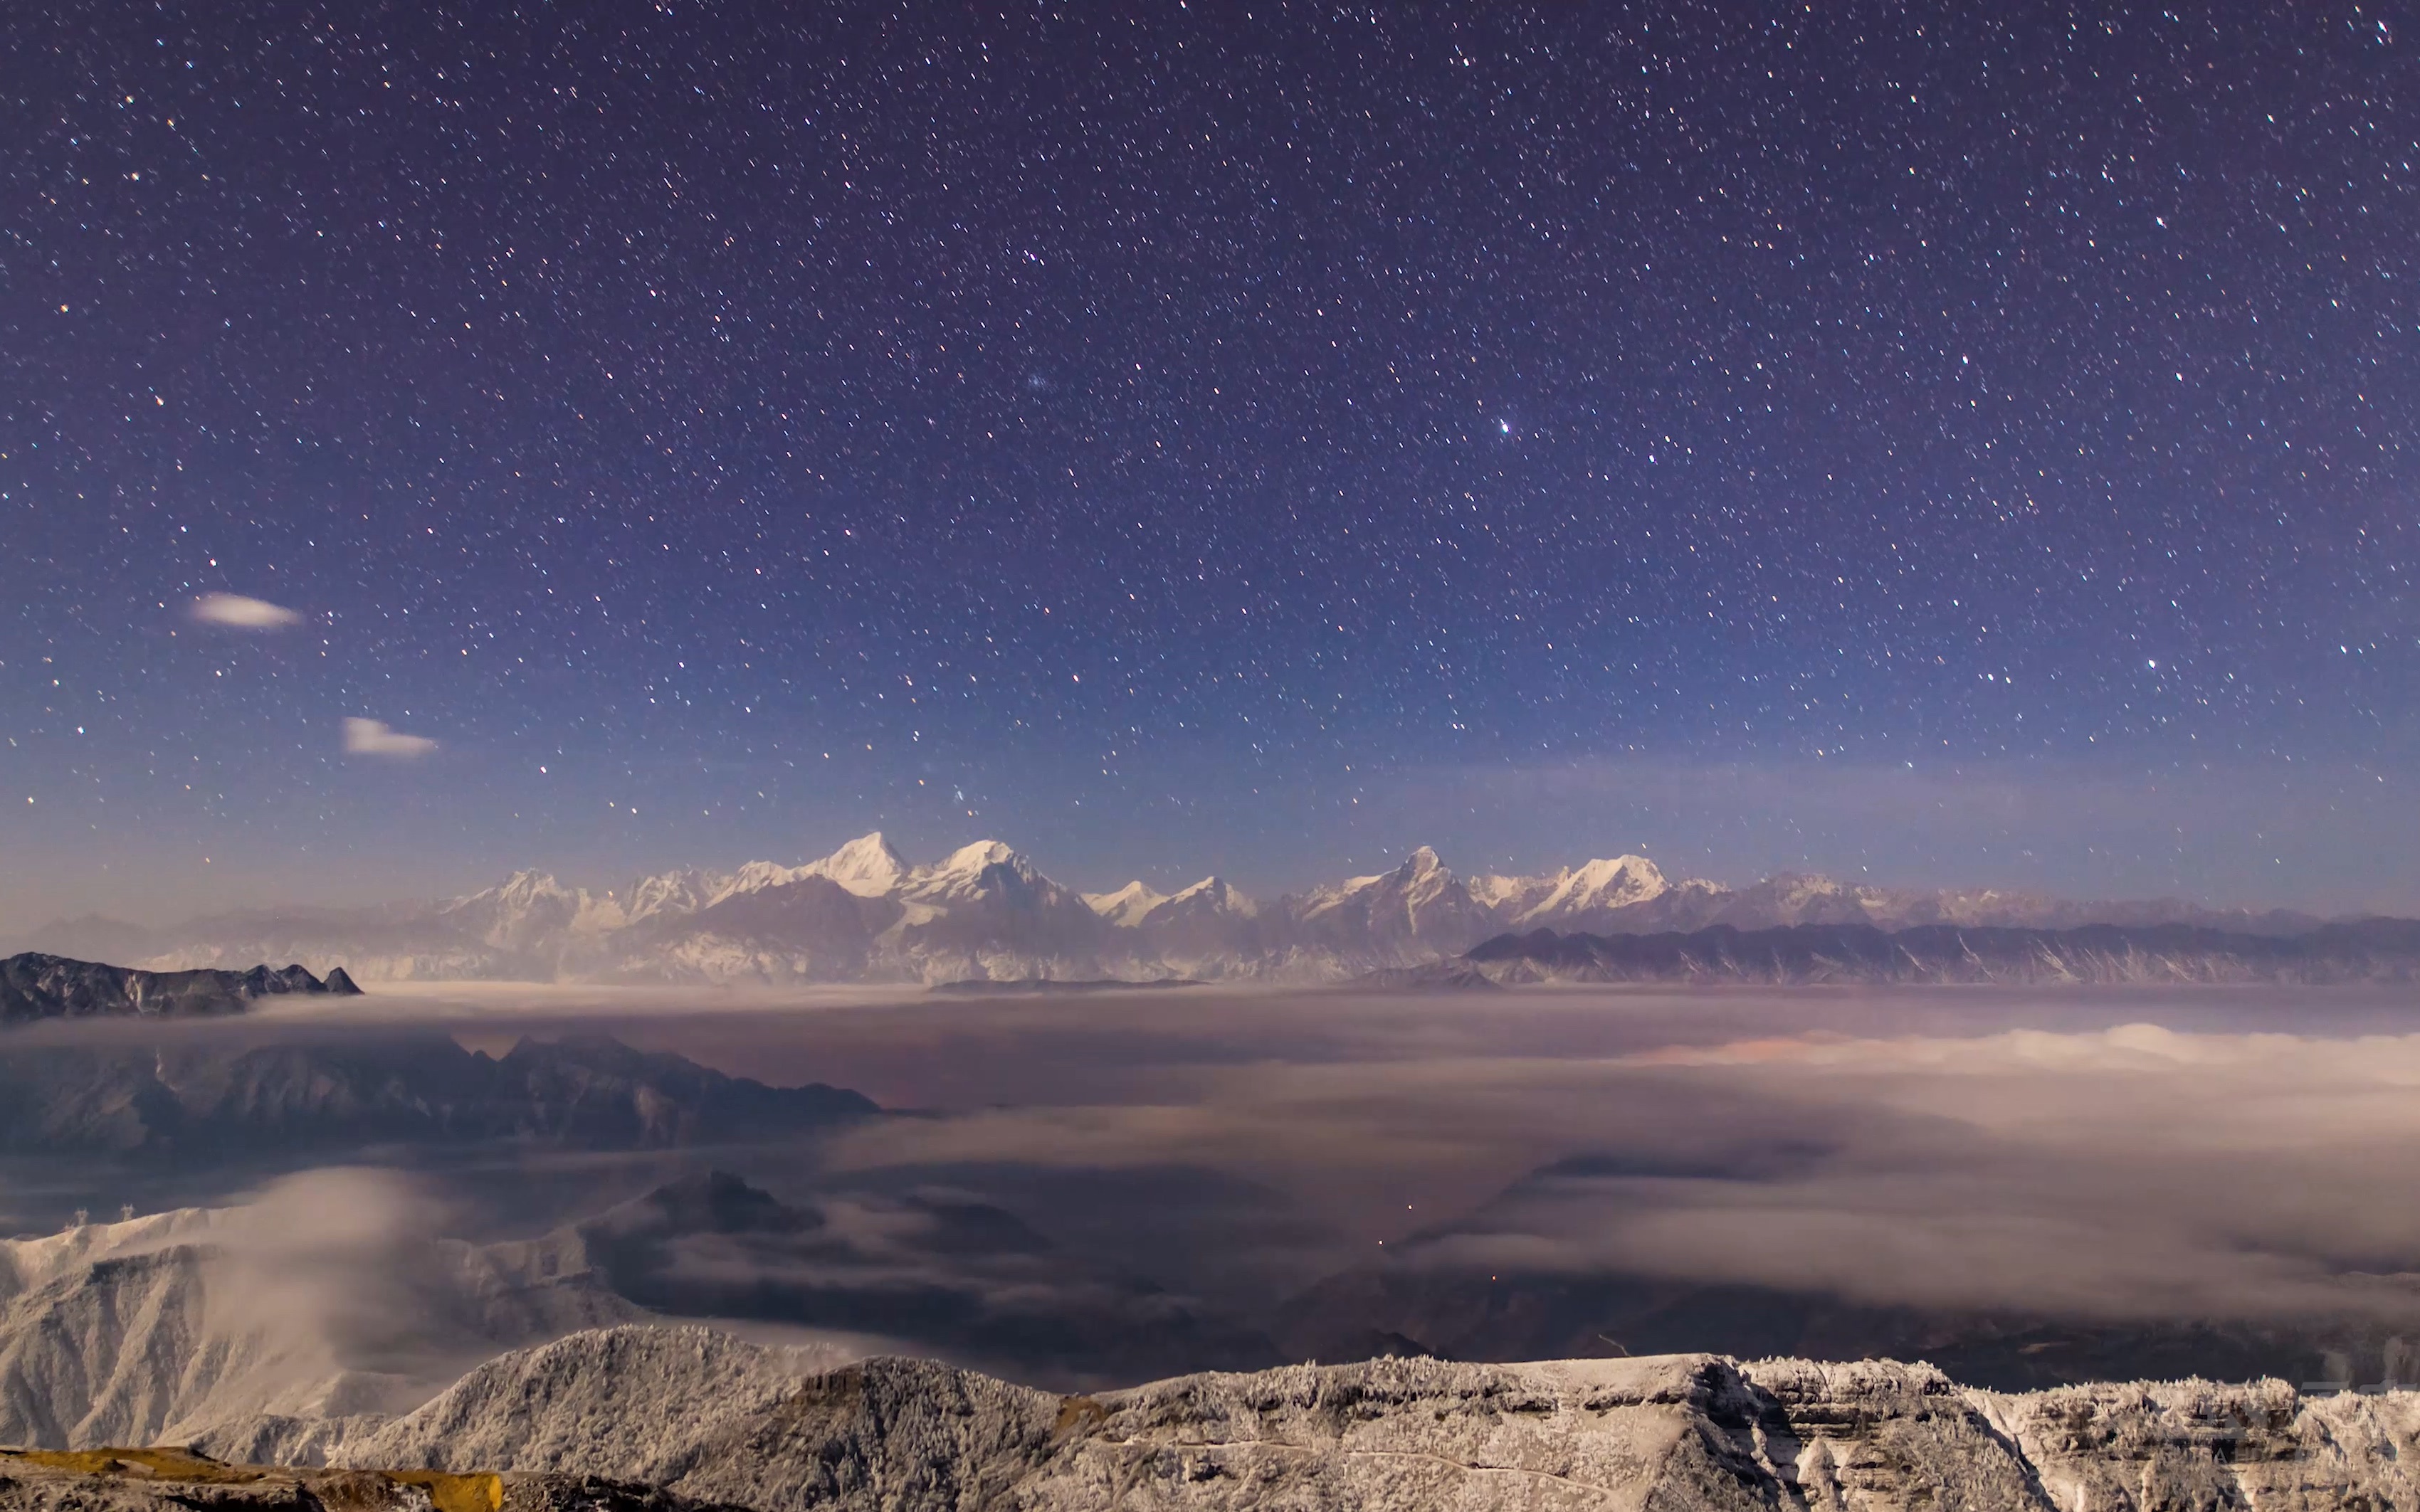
xmin=12 ymin=980 xmax=2420 ymax=1424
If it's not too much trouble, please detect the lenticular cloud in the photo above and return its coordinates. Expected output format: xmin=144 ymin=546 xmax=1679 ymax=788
xmin=191 ymin=592 xmax=302 ymax=629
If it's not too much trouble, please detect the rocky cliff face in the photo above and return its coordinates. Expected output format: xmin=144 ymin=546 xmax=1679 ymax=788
xmin=0 ymin=954 xmax=359 ymax=1025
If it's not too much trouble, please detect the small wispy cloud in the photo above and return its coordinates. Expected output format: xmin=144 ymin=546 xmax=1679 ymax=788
xmin=344 ymin=717 xmax=438 ymax=758
xmin=191 ymin=592 xmax=302 ymax=629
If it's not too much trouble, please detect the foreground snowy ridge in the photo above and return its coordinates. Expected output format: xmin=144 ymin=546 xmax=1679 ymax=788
xmin=43 ymin=831 xmax=2342 ymax=987
xmin=140 ymin=1325 xmax=2420 ymax=1511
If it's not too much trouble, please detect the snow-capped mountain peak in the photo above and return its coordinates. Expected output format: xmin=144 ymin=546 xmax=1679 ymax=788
xmin=1084 ymin=880 xmax=1168 ymax=928
xmin=686 ymin=834 xmax=914 ymax=909
xmin=1392 ymin=845 xmax=1459 ymax=906
xmin=933 ymin=839 xmax=1020 ymax=877
xmin=1517 ymin=854 xmax=1668 ymax=923
xmin=1161 ymin=876 xmax=1258 ymax=919
xmin=1290 ymin=845 xmax=1487 ymax=955
xmin=901 ymin=840 xmax=1047 ymax=907
xmin=801 ymin=831 xmax=912 ymax=897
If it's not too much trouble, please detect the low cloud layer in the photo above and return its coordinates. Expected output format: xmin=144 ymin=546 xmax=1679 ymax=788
xmin=343 ymin=717 xmax=438 ymax=758
xmin=26 ymin=983 xmax=2420 ymax=1369
xmin=191 ymin=592 xmax=302 ymax=629
xmin=799 ymin=991 xmax=2420 ymax=1330
xmin=1394 ymin=1025 xmax=2420 ymax=1326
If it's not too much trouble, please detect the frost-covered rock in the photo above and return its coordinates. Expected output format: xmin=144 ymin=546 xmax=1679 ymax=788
xmin=299 ymin=1326 xmax=2420 ymax=1511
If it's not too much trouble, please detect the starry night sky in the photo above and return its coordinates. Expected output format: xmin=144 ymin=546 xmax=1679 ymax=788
xmin=4 ymin=1 xmax=2416 ymax=927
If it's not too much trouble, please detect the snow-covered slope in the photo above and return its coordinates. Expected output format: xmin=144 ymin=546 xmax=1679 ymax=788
xmin=0 ymin=1198 xmax=636 ymax=1454
xmin=1513 ymin=854 xmax=1671 ymax=924
xmin=294 ymin=1325 xmax=2420 ymax=1511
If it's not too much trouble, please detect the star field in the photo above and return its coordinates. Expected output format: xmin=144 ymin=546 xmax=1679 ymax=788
xmin=2 ymin=1 xmax=2415 ymax=921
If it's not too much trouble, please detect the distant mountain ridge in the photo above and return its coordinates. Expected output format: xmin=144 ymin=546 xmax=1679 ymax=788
xmin=1420 ymin=919 xmax=2420 ymax=986
xmin=0 ymin=953 xmax=359 ymax=1025
xmin=0 ymin=1030 xmax=875 ymax=1157
xmin=19 ymin=833 xmax=2354 ymax=985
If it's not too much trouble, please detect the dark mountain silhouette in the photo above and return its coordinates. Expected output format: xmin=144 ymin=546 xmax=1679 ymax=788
xmin=0 ymin=953 xmax=361 ymax=1025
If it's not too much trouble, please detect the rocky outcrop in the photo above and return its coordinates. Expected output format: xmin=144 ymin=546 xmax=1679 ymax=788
xmin=0 ymin=954 xmax=360 ymax=1025
xmin=1977 ymin=1374 xmax=2420 ymax=1508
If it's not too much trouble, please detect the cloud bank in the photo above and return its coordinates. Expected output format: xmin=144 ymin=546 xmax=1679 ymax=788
xmin=799 ymin=990 xmax=2420 ymax=1331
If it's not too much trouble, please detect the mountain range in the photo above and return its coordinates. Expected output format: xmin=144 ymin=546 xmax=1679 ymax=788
xmin=14 ymin=833 xmax=2349 ymax=985
xmin=0 ymin=1030 xmax=874 ymax=1159
xmin=15 ymin=1325 xmax=2420 ymax=1511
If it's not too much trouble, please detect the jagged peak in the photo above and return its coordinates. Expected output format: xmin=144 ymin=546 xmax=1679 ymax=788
xmin=620 ymin=867 xmax=716 ymax=920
